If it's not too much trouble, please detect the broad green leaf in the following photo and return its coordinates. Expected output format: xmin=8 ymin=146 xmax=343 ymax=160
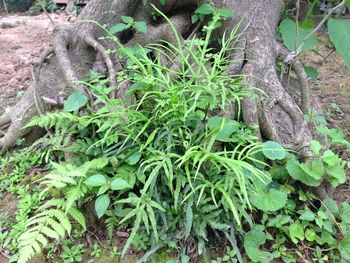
xmin=208 ymin=117 xmax=239 ymax=142
xmin=289 ymin=223 xmax=304 ymax=244
xmin=286 ymin=158 xmax=322 ymax=186
xmin=299 ymin=210 xmax=315 ymax=221
xmin=299 ymin=160 xmax=324 ymax=180
xmin=109 ymin=23 xmax=129 ymax=34
xmin=326 ymin=163 xmax=346 ymax=188
xmin=251 ymin=188 xmax=287 ymax=212
xmin=310 ymin=140 xmax=322 ymax=155
xmin=159 ymin=0 xmax=166 ymax=5
xmin=244 ymin=225 xmax=273 ymax=263
xmin=191 ymin=14 xmax=199 ymax=24
xmin=121 ymin=16 xmax=133 ymax=24
xmin=195 ymin=4 xmax=214 ymax=15
xmin=126 ymin=151 xmax=141 ymax=165
xmin=305 ymin=229 xmax=316 ymax=241
xmin=279 ymin=19 xmax=318 ymax=51
xmin=97 ymin=184 xmax=109 ymax=196
xmin=95 ymin=194 xmax=110 ymax=218
xmin=110 ymin=178 xmax=132 ymax=191
xmin=338 ymin=232 xmax=350 ymax=261
xmin=328 ymin=19 xmax=350 ymax=70
xmin=341 ymin=202 xmax=350 ymax=224
xmin=181 ymin=255 xmax=190 ymax=263
xmin=217 ymin=8 xmax=234 ymax=18
xmin=322 ymin=197 xmax=339 ymax=215
xmin=262 ymin=141 xmax=286 ymax=160
xmin=322 ymin=150 xmax=339 ymax=166
xmin=304 ymin=66 xmax=318 ymax=81
xmin=84 ymin=174 xmax=106 ymax=187
xmin=64 ymin=91 xmax=88 ymax=112
xmin=133 ymin=21 xmax=148 ymax=33
xmin=316 ymin=231 xmax=336 ymax=246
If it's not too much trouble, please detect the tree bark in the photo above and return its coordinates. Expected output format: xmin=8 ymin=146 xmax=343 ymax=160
xmin=0 ymin=0 xmax=313 ymax=154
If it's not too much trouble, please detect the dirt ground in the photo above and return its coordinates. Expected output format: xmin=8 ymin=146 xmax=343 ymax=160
xmin=0 ymin=12 xmax=69 ymax=108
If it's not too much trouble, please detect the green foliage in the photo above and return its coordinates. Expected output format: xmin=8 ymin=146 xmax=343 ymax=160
xmin=60 ymin=243 xmax=85 ymax=263
xmin=262 ymin=141 xmax=287 ymax=160
xmin=327 ymin=18 xmax=350 ymax=70
xmin=191 ymin=4 xmax=234 ymax=24
xmin=64 ymin=91 xmax=88 ymax=112
xmin=279 ymin=19 xmax=318 ymax=51
xmin=109 ymin=16 xmax=148 ymax=34
xmin=2 ymin=3 xmax=350 ymax=263
xmin=14 ymin=8 xmax=269 ymax=262
xmin=244 ymin=225 xmax=273 ymax=263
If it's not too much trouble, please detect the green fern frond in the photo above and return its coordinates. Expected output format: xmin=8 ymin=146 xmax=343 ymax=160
xmin=64 ymin=185 xmax=87 ymax=211
xmin=26 ymin=111 xmax=80 ymax=129
xmin=18 ymin=199 xmax=86 ymax=263
xmin=68 ymin=207 xmax=87 ymax=230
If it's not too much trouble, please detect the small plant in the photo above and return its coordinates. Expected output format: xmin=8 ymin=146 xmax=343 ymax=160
xmin=109 ymin=16 xmax=148 ymax=34
xmin=60 ymin=243 xmax=85 ymax=263
xmin=211 ymin=247 xmax=238 ymax=263
xmin=91 ymin=243 xmax=102 ymax=258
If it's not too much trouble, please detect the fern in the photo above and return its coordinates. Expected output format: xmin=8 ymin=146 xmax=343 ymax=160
xmin=16 ymin=158 xmax=107 ymax=263
xmin=17 ymin=199 xmax=86 ymax=263
xmin=26 ymin=111 xmax=80 ymax=129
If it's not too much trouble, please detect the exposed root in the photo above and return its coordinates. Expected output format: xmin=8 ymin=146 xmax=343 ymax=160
xmin=276 ymin=42 xmax=310 ymax=113
xmin=0 ymin=108 xmax=11 ymax=126
xmin=82 ymin=34 xmax=118 ymax=98
xmin=53 ymin=25 xmax=86 ymax=94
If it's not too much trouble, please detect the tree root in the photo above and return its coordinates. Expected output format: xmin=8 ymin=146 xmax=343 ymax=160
xmin=53 ymin=25 xmax=87 ymax=94
xmin=276 ymin=42 xmax=310 ymax=113
xmin=82 ymin=34 xmax=118 ymax=98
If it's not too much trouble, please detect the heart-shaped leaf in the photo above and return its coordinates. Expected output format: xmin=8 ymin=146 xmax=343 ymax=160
xmin=64 ymin=91 xmax=88 ymax=112
xmin=279 ymin=19 xmax=318 ymax=51
xmin=262 ymin=141 xmax=286 ymax=160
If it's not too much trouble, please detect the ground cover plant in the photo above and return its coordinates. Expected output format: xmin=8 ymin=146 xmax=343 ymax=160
xmin=0 ymin=1 xmax=350 ymax=263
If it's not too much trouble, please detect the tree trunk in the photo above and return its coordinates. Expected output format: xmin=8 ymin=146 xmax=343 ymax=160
xmin=0 ymin=0 xmax=313 ymax=154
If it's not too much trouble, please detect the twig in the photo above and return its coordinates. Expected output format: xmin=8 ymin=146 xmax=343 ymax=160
xmin=87 ymin=230 xmax=106 ymax=248
xmin=40 ymin=3 xmax=56 ymax=27
xmin=317 ymin=47 xmax=336 ymax=67
xmin=284 ymin=0 xmax=346 ymax=64
xmin=295 ymin=0 xmax=345 ymax=56
xmin=295 ymin=0 xmax=300 ymax=50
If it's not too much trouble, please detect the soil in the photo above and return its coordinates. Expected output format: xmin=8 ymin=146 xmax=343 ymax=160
xmin=0 ymin=12 xmax=69 ymax=109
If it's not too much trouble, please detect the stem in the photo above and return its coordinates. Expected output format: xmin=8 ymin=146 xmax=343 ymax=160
xmin=295 ymin=0 xmax=346 ymax=56
xmin=2 ymin=0 xmax=8 ymax=14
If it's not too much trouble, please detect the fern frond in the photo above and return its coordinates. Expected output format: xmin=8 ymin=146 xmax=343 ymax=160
xmin=18 ymin=199 xmax=86 ymax=263
xmin=68 ymin=207 xmax=86 ymax=230
xmin=64 ymin=185 xmax=87 ymax=211
xmin=26 ymin=111 xmax=80 ymax=129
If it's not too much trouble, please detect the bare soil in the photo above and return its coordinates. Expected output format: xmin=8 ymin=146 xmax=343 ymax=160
xmin=0 ymin=12 xmax=69 ymax=109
